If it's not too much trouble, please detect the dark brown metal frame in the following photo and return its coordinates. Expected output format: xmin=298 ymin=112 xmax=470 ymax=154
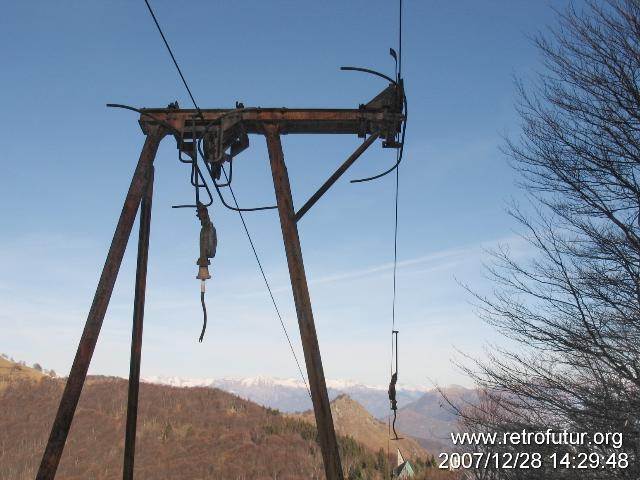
xmin=36 ymin=88 xmax=403 ymax=480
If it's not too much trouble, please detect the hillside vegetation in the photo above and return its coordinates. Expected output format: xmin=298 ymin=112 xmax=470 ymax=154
xmin=0 ymin=373 xmax=459 ymax=479
xmin=0 ymin=356 xmax=47 ymax=387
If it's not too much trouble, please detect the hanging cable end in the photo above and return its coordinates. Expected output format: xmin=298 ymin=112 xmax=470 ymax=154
xmin=199 ymin=284 xmax=207 ymax=343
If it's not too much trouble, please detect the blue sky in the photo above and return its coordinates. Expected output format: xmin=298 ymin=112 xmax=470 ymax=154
xmin=1 ymin=1 xmax=575 ymax=388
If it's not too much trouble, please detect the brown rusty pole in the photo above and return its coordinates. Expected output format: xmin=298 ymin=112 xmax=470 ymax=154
xmin=122 ymin=167 xmax=154 ymax=480
xmin=264 ymin=126 xmax=344 ymax=480
xmin=36 ymin=128 xmax=165 ymax=480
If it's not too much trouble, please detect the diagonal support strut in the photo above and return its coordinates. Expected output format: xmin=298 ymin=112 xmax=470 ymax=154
xmin=295 ymin=133 xmax=380 ymax=222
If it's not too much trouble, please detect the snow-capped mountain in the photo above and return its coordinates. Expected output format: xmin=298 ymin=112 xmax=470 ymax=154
xmin=143 ymin=375 xmax=432 ymax=417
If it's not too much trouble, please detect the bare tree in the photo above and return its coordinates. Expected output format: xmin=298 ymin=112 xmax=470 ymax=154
xmin=460 ymin=2 xmax=640 ymax=479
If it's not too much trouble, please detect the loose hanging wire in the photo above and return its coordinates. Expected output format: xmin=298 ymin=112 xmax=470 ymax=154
xmin=199 ymin=282 xmax=208 ymax=342
xmin=388 ymin=0 xmax=403 ymax=470
xmin=391 ymin=0 xmax=402 ymax=347
xmin=391 ymin=156 xmax=400 ymax=360
xmin=141 ymin=0 xmax=311 ymax=397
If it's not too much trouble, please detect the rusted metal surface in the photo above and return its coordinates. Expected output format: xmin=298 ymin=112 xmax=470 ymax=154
xmin=295 ymin=133 xmax=380 ymax=222
xmin=265 ymin=126 xmax=344 ymax=480
xmin=36 ymin=128 xmax=165 ymax=480
xmin=140 ymin=107 xmax=403 ymax=137
xmin=123 ymin=167 xmax=155 ymax=480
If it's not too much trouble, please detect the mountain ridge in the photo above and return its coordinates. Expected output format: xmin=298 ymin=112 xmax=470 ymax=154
xmin=143 ymin=375 xmax=445 ymax=418
xmin=291 ymin=393 xmax=431 ymax=461
xmin=144 ymin=374 xmax=435 ymax=393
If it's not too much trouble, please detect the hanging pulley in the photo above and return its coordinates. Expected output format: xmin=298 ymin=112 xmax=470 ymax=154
xmin=196 ymin=201 xmax=217 ymax=342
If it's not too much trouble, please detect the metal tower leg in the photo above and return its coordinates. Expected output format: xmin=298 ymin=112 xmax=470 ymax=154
xmin=265 ymin=127 xmax=344 ymax=480
xmin=123 ymin=167 xmax=155 ymax=480
xmin=36 ymin=129 xmax=165 ymax=480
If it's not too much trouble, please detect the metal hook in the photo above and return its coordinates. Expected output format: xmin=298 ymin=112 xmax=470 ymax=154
xmin=340 ymin=66 xmax=397 ymax=86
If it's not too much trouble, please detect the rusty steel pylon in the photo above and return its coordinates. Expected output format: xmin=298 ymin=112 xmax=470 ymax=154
xmin=36 ymin=81 xmax=404 ymax=480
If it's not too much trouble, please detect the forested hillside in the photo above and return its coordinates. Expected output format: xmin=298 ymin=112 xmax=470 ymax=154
xmin=0 ymin=374 xmax=457 ymax=479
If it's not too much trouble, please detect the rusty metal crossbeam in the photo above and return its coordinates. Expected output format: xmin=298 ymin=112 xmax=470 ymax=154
xmin=139 ymin=107 xmax=403 ymax=138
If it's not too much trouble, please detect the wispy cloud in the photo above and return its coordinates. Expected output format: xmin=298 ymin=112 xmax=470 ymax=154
xmin=295 ymin=234 xmax=529 ymax=290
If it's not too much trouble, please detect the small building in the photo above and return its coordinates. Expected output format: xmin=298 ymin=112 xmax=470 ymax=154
xmin=392 ymin=448 xmax=415 ymax=479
